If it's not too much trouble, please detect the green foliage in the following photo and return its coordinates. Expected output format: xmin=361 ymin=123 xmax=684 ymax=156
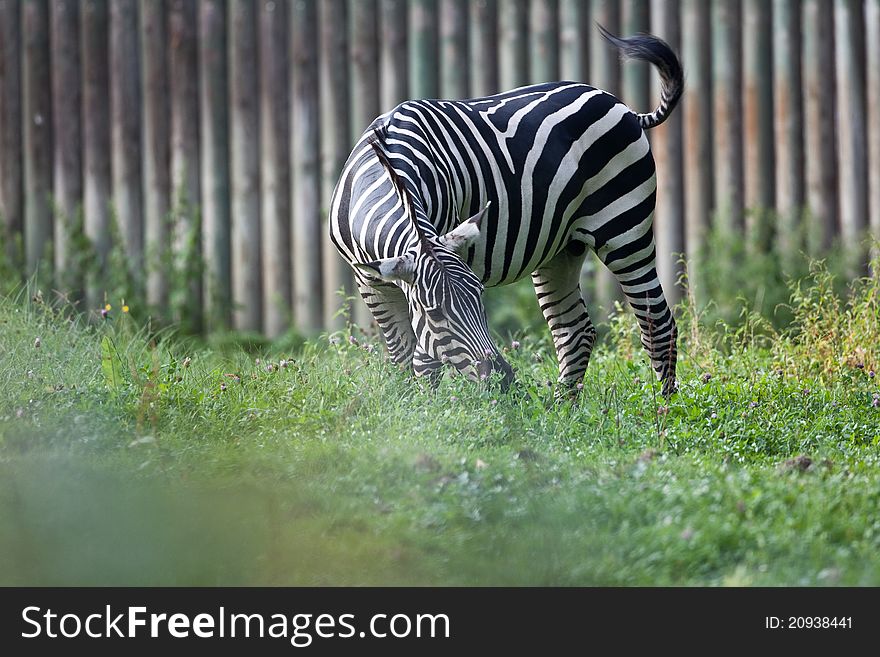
xmin=0 ymin=230 xmax=22 ymax=298
xmin=774 ymin=252 xmax=880 ymax=380
xmin=483 ymin=277 xmax=545 ymax=340
xmin=1 ymin=253 xmax=879 ymax=586
xmin=693 ymin=226 xmax=853 ymax=331
xmin=164 ymin=184 xmax=206 ymax=333
xmin=99 ymin=336 xmax=124 ymax=394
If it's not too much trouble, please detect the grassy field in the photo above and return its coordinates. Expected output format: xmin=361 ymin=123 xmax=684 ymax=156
xmin=1 ymin=260 xmax=879 ymax=586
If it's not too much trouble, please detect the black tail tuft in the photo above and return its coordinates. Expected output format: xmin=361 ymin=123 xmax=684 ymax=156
xmin=597 ymin=24 xmax=684 ymax=130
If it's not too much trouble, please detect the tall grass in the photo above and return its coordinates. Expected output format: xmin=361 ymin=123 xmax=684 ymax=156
xmin=1 ymin=249 xmax=879 ymax=586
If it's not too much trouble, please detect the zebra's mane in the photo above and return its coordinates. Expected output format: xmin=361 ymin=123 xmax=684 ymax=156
xmin=366 ymin=129 xmax=438 ymax=260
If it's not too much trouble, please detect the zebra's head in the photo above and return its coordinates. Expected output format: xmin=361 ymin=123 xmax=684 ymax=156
xmin=356 ymin=138 xmax=514 ymax=389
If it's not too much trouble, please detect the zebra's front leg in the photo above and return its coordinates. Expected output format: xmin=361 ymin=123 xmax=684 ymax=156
xmin=532 ymin=247 xmax=597 ymax=396
xmin=355 ymin=275 xmax=417 ymax=368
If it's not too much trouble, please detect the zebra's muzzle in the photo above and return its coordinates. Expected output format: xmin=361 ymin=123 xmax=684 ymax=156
xmin=476 ymin=355 xmax=515 ymax=391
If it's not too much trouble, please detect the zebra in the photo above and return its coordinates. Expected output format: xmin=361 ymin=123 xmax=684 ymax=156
xmin=329 ymin=28 xmax=684 ymax=396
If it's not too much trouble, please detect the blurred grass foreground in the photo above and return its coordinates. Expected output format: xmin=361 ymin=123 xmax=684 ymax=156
xmin=1 ymin=250 xmax=880 ymax=586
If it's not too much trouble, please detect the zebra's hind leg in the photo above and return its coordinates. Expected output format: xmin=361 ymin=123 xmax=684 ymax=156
xmin=355 ymin=275 xmax=417 ymax=369
xmin=601 ymin=245 xmax=678 ymax=397
xmin=532 ymin=246 xmax=597 ymax=395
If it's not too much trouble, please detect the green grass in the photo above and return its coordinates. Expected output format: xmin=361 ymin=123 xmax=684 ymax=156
xmin=1 ymin=260 xmax=879 ymax=586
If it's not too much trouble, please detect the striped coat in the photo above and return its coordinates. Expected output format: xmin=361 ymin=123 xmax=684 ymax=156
xmin=330 ymin=30 xmax=682 ymax=395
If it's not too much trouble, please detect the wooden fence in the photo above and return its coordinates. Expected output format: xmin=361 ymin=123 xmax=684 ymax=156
xmin=0 ymin=0 xmax=879 ymax=336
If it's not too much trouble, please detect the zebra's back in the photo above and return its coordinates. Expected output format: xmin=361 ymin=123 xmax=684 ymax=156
xmin=331 ymin=81 xmax=654 ymax=288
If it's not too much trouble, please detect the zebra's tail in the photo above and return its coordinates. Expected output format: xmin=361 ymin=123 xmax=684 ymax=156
xmin=598 ymin=25 xmax=684 ymax=131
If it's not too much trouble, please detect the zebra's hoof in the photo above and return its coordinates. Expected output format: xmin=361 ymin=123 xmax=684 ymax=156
xmin=553 ymin=381 xmax=583 ymax=404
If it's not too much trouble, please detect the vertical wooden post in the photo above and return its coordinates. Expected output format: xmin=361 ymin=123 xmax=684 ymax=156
xmin=110 ymin=0 xmax=143 ymax=279
xmin=82 ymin=0 xmax=110 ymax=308
xmin=350 ymin=0 xmax=379 ymax=329
xmin=169 ymin=0 xmax=201 ymax=329
xmin=140 ymin=0 xmax=170 ymax=311
xmin=743 ymin=0 xmax=775 ymax=250
xmin=835 ymin=0 xmax=868 ymax=274
xmin=470 ymin=0 xmax=498 ymax=97
xmin=591 ymin=0 xmax=622 ymax=310
xmin=22 ymin=0 xmax=53 ymax=279
xmin=441 ymin=0 xmax=469 ymax=99
xmin=621 ymin=0 xmax=650 ymax=111
xmin=773 ymin=0 xmax=805 ymax=264
xmin=591 ymin=0 xmax=621 ymax=96
xmin=499 ymin=0 xmax=528 ymax=91
xmin=650 ymin=0 xmax=684 ymax=309
xmin=868 ymin=0 xmax=880 ymax=252
xmin=351 ymin=0 xmax=379 ymax=135
xmin=802 ymin=0 xmax=837 ymax=255
xmin=681 ymin=0 xmax=712 ymax=297
xmin=199 ymin=0 xmax=231 ymax=329
xmin=0 ymin=0 xmax=23 ymax=273
xmin=560 ymin=0 xmax=589 ymax=84
xmin=712 ymin=0 xmax=744 ymax=234
xmin=229 ymin=0 xmax=261 ymax=331
xmin=322 ymin=0 xmax=353 ymax=329
xmin=530 ymin=0 xmax=559 ymax=84
xmin=50 ymin=0 xmax=82 ymax=291
xmin=380 ymin=0 xmax=408 ymax=111
xmin=410 ymin=0 xmax=439 ymax=99
xmin=292 ymin=0 xmax=322 ymax=334
xmin=260 ymin=0 xmax=291 ymax=338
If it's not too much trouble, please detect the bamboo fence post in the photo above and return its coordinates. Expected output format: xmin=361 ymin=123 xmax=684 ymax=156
xmin=380 ymin=0 xmax=408 ymax=111
xmin=260 ymin=0 xmax=291 ymax=338
xmin=712 ymin=0 xmax=744 ymax=234
xmin=0 ymin=0 xmax=23 ymax=272
xmin=650 ymin=0 xmax=684 ymax=308
xmin=743 ymin=0 xmax=775 ymax=251
xmin=681 ymin=0 xmax=712 ymax=297
xmin=773 ymin=0 xmax=805 ymax=265
xmin=499 ymin=0 xmax=528 ymax=91
xmin=292 ymin=0 xmax=322 ymax=334
xmin=229 ymin=0 xmax=261 ymax=331
xmin=322 ymin=0 xmax=353 ymax=330
xmin=530 ymin=0 xmax=559 ymax=85
xmin=469 ymin=0 xmax=498 ymax=97
xmin=410 ymin=0 xmax=439 ymax=99
xmin=82 ymin=0 xmax=110 ymax=309
xmin=868 ymin=0 xmax=880 ymax=253
xmin=835 ymin=0 xmax=868 ymax=275
xmin=441 ymin=0 xmax=469 ymax=99
xmin=199 ymin=0 xmax=231 ymax=329
xmin=621 ymin=0 xmax=650 ymax=111
xmin=140 ymin=0 xmax=169 ymax=310
xmin=802 ymin=0 xmax=837 ymax=255
xmin=50 ymin=0 xmax=82 ymax=291
xmin=110 ymin=0 xmax=143 ymax=279
xmin=351 ymin=0 xmax=379 ymax=142
xmin=23 ymin=0 xmax=53 ymax=280
xmin=169 ymin=0 xmax=201 ymax=329
xmin=591 ymin=0 xmax=621 ymax=96
xmin=560 ymin=0 xmax=589 ymax=84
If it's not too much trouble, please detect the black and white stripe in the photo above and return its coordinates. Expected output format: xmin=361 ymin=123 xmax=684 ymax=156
xmin=330 ymin=29 xmax=683 ymax=395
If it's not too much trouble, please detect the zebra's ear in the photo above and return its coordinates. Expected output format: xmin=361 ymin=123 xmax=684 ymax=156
xmin=438 ymin=202 xmax=491 ymax=254
xmin=354 ymin=255 xmax=416 ymax=284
